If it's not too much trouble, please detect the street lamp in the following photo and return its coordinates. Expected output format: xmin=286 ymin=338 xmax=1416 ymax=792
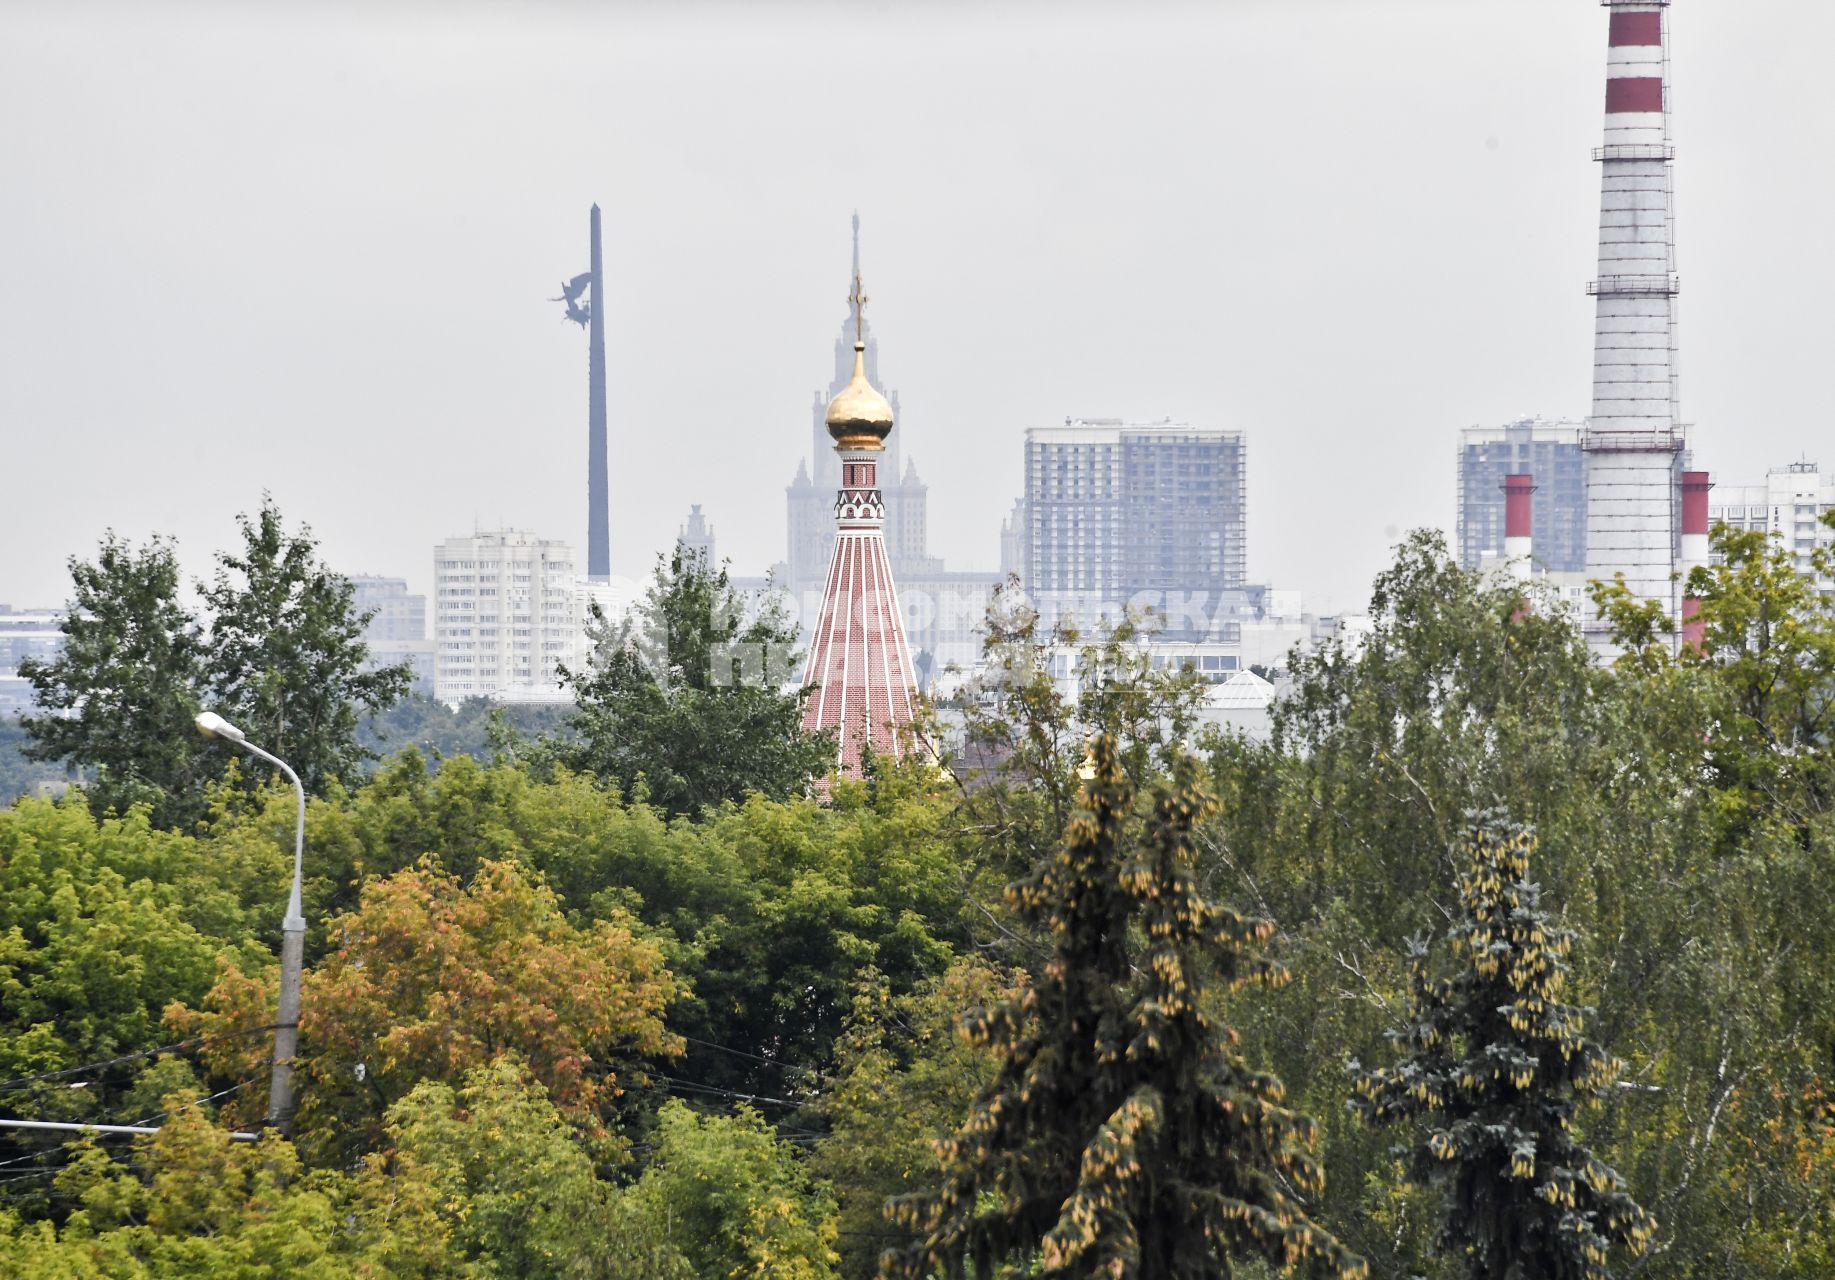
xmin=195 ymin=711 xmax=305 ymax=1135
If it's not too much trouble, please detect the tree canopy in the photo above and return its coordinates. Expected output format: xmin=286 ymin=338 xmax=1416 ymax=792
xmin=559 ymin=548 xmax=835 ymax=817
xmin=18 ymin=500 xmax=410 ymax=830
xmin=18 ymin=534 xmax=208 ymax=826
xmin=3 ymin=524 xmax=1835 ymax=1278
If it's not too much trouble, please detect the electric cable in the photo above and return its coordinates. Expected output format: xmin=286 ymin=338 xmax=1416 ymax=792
xmin=0 ymin=1025 xmax=280 ymax=1096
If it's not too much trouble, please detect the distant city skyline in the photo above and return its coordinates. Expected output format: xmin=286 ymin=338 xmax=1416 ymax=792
xmin=3 ymin=2 xmax=1832 ymax=615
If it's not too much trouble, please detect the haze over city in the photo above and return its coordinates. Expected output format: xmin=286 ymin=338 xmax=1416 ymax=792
xmin=10 ymin=5 xmax=1835 ymax=1274
xmin=4 ymin=0 xmax=1831 ymax=611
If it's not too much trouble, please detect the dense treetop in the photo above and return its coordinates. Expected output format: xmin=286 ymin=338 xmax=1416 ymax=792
xmin=2 ymin=523 xmax=1834 ymax=1276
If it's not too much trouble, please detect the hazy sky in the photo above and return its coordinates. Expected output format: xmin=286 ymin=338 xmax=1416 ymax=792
xmin=4 ymin=1 xmax=1831 ymax=615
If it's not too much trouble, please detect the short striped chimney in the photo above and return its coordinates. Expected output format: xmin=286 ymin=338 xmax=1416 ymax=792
xmin=1679 ymin=470 xmax=1711 ymax=650
xmin=1582 ymin=1 xmax=1685 ymax=642
xmin=1504 ymin=474 xmax=1536 ymax=583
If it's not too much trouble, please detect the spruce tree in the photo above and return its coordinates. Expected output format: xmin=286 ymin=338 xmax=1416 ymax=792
xmin=887 ymin=735 xmax=1364 ymax=1279
xmin=1351 ymin=812 xmax=1655 ymax=1279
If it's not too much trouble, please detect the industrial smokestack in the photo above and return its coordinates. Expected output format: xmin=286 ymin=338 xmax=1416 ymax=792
xmin=1679 ymin=470 xmax=1711 ymax=650
xmin=1504 ymin=474 xmax=1536 ymax=584
xmin=1582 ymin=1 xmax=1685 ymax=647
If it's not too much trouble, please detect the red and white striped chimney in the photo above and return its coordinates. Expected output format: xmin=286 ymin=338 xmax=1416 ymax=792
xmin=1679 ymin=470 xmax=1711 ymax=650
xmin=1583 ymin=1 xmax=1685 ymax=643
xmin=1504 ymin=474 xmax=1536 ymax=583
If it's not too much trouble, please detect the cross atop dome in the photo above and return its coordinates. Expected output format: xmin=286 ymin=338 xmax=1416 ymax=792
xmin=849 ymin=272 xmax=869 ymax=347
xmin=825 ymin=270 xmax=894 ymax=448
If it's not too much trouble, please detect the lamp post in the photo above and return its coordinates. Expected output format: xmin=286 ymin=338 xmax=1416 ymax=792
xmin=195 ymin=711 xmax=305 ymax=1135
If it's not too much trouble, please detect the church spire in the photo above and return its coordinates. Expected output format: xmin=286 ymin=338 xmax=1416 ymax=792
xmin=825 ymin=271 xmax=892 ymax=448
xmin=803 ymin=261 xmax=916 ymax=776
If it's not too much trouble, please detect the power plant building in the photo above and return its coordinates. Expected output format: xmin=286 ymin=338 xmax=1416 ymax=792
xmin=1466 ymin=3 xmax=1705 ymax=646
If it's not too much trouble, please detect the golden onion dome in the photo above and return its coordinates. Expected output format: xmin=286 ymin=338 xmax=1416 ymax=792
xmin=825 ymin=340 xmax=893 ymax=450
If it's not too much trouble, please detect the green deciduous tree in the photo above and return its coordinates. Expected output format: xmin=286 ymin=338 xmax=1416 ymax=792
xmin=1212 ymin=530 xmax=1835 ymax=1275
xmin=0 ymin=795 xmax=270 ymax=1122
xmin=382 ymin=1056 xmax=692 ymax=1280
xmin=946 ymin=591 xmax=1212 ymax=882
xmin=295 ymin=751 xmax=967 ymax=1102
xmin=19 ymin=533 xmax=207 ymax=827
xmin=358 ymin=694 xmax=572 ymax=768
xmin=1352 ymin=814 xmax=1655 ymax=1279
xmin=19 ymin=502 xmax=410 ymax=828
xmin=633 ymin=1099 xmax=841 ymax=1280
xmin=1685 ymin=516 xmax=1835 ymax=834
xmin=559 ymin=548 xmax=835 ymax=818
xmin=889 ymin=737 xmax=1363 ymax=1280
xmin=200 ymin=497 xmax=411 ymax=798
xmin=0 ymin=1097 xmax=452 ymax=1278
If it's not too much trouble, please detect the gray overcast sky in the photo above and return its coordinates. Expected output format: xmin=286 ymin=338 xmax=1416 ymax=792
xmin=3 ymin=1 xmax=1830 ymax=614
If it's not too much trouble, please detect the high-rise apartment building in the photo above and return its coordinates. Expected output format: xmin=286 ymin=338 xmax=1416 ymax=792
xmin=1023 ymin=419 xmax=1246 ymax=638
xmin=1456 ymin=418 xmax=1588 ymax=573
xmin=350 ymin=576 xmax=433 ymax=697
xmin=351 ymin=576 xmax=426 ymax=644
xmin=432 ymin=531 xmax=581 ymax=704
xmin=1709 ymin=461 xmax=1835 ymax=586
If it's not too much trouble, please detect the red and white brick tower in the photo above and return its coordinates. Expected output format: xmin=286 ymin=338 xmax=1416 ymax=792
xmin=1504 ymin=474 xmax=1537 ymax=584
xmin=1679 ymin=469 xmax=1712 ymax=650
xmin=800 ymin=273 xmax=918 ymax=774
xmin=1583 ymin=1 xmax=1685 ymax=644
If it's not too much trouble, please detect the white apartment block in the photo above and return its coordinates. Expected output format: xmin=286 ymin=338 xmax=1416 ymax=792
xmin=1708 ymin=461 xmax=1835 ymax=586
xmin=433 ymin=531 xmax=583 ymax=704
xmin=0 ymin=605 xmax=64 ymax=715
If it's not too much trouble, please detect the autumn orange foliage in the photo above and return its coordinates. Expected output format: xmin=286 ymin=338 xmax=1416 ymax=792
xmin=171 ymin=857 xmax=681 ymax=1147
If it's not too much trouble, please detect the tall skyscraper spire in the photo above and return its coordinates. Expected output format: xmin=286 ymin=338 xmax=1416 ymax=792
xmin=1582 ymin=2 xmax=1683 ymax=635
xmin=800 ymin=271 xmax=918 ymax=774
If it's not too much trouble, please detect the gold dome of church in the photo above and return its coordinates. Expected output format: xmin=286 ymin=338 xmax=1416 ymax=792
xmin=825 ymin=273 xmax=894 ymax=451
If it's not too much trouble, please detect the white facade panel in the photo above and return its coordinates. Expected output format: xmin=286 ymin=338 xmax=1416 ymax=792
xmin=432 ymin=530 xmax=584 ymax=705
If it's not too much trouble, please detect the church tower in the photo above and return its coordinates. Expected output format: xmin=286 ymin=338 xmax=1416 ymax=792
xmin=786 ymin=216 xmax=932 ymax=595
xmin=800 ymin=273 xmax=919 ymax=773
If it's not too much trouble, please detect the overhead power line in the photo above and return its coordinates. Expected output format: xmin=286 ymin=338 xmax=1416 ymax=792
xmin=0 ymin=1119 xmax=261 ymax=1143
xmin=0 ymin=1026 xmax=279 ymax=1096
